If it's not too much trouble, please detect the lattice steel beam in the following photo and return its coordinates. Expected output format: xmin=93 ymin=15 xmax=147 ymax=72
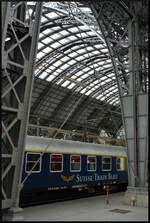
xmin=2 ymin=1 xmax=43 ymax=215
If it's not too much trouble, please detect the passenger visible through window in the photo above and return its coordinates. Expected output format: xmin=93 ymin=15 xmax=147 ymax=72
xmin=70 ymin=155 xmax=81 ymax=171
xmin=50 ymin=154 xmax=63 ymax=172
xmin=26 ymin=153 xmax=41 ymax=172
xmin=87 ymin=156 xmax=96 ymax=171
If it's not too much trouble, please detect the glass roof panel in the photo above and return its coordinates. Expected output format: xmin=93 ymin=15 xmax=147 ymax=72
xmin=41 ymin=37 xmax=53 ymax=44
xmin=60 ymin=30 xmax=69 ymax=35
xmin=53 ymin=60 xmax=63 ymax=67
xmin=51 ymin=33 xmax=62 ymax=39
xmin=61 ymin=64 xmax=70 ymax=70
xmin=41 ymin=16 xmax=47 ymax=23
xmin=68 ymin=36 xmax=78 ymax=41
xmin=34 ymin=2 xmax=121 ymax=109
xmin=68 ymin=27 xmax=80 ymax=32
xmin=62 ymin=80 xmax=70 ymax=87
xmin=46 ymin=75 xmax=55 ymax=82
xmin=59 ymin=38 xmax=70 ymax=44
xmin=42 ymin=47 xmax=52 ymax=54
xmin=36 ymin=52 xmax=45 ymax=59
xmin=67 ymin=60 xmax=76 ymax=65
xmin=68 ymin=83 xmax=76 ymax=89
xmin=40 ymin=72 xmax=48 ymax=79
xmin=38 ymin=42 xmax=44 ymax=49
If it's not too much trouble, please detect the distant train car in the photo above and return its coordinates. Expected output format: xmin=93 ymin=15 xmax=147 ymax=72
xmin=21 ymin=135 xmax=128 ymax=199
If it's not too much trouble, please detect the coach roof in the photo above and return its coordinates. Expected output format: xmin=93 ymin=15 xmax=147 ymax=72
xmin=25 ymin=135 xmax=127 ymax=157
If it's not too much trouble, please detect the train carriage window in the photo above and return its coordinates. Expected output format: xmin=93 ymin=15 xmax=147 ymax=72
xmin=50 ymin=154 xmax=63 ymax=172
xmin=102 ymin=157 xmax=112 ymax=171
xmin=25 ymin=153 xmax=42 ymax=173
xmin=70 ymin=155 xmax=81 ymax=172
xmin=116 ymin=157 xmax=125 ymax=171
xmin=87 ymin=156 xmax=96 ymax=171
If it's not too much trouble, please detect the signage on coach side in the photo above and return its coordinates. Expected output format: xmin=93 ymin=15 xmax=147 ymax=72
xmin=76 ymin=173 xmax=118 ymax=183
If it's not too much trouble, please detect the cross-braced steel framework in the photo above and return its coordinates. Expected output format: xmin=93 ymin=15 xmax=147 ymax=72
xmin=2 ymin=1 xmax=43 ymax=210
xmin=89 ymin=0 xmax=149 ymax=188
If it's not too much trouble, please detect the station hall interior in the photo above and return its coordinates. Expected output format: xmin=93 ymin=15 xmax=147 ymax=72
xmin=2 ymin=0 xmax=149 ymax=221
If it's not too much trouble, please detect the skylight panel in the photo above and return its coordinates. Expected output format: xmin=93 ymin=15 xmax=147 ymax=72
xmin=76 ymin=48 xmax=86 ymax=54
xmin=77 ymin=77 xmax=82 ymax=81
xmin=56 ymin=68 xmax=62 ymax=73
xmin=75 ymin=71 xmax=84 ymax=76
xmin=103 ymin=64 xmax=112 ymax=68
xmin=68 ymin=83 xmax=76 ymax=89
xmin=103 ymin=78 xmax=111 ymax=83
xmin=100 ymin=96 xmax=106 ymax=101
xmin=100 ymin=49 xmax=108 ymax=53
xmin=86 ymin=46 xmax=93 ymax=51
xmin=68 ymin=36 xmax=77 ymax=41
xmin=100 ymin=76 xmax=107 ymax=81
xmin=81 ymin=73 xmax=89 ymax=79
xmin=68 ymin=27 xmax=79 ymax=33
xmin=91 ymin=50 xmax=100 ymax=55
xmin=88 ymin=70 xmax=94 ymax=75
xmin=81 ymin=7 xmax=92 ymax=13
xmin=46 ymin=75 xmax=55 ymax=82
xmin=97 ymin=61 xmax=105 ymax=65
xmin=41 ymin=16 xmax=47 ymax=23
xmin=109 ymin=86 xmax=116 ymax=91
xmin=67 ymin=60 xmax=76 ymax=65
xmin=82 ymin=67 xmax=90 ymax=72
xmin=38 ymin=42 xmax=44 ymax=49
xmin=39 ymin=72 xmax=48 ymax=79
xmin=112 ymin=88 xmax=118 ymax=93
xmin=51 ymin=33 xmax=61 ymax=39
xmin=76 ymin=55 xmax=85 ymax=61
xmin=61 ymin=56 xmax=70 ymax=62
xmin=36 ymin=52 xmax=45 ymax=59
xmin=61 ymin=64 xmax=70 ymax=70
xmin=39 ymin=33 xmax=44 ymax=38
xmin=42 ymin=37 xmax=52 ymax=44
xmin=51 ymin=26 xmax=60 ymax=31
xmin=80 ymin=88 xmax=86 ymax=94
xmin=42 ymin=47 xmax=52 ymax=54
xmin=85 ymin=90 xmax=92 ymax=96
xmin=69 ymin=52 xmax=78 ymax=57
xmin=46 ymin=12 xmax=58 ymax=19
xmin=86 ymin=31 xmax=95 ymax=36
xmin=107 ymin=73 xmax=115 ymax=77
xmin=95 ymin=44 xmax=105 ymax=49
xmin=59 ymin=38 xmax=70 ymax=44
xmin=60 ymin=30 xmax=69 ymax=36
xmin=62 ymin=80 xmax=70 ymax=87
xmin=96 ymin=95 xmax=102 ymax=99
xmin=42 ymin=29 xmax=51 ymax=35
xmin=53 ymin=60 xmax=62 ymax=67
xmin=51 ymin=42 xmax=61 ymax=48
xmin=76 ymin=33 xmax=88 ymax=38
xmin=93 ymin=80 xmax=99 ymax=84
xmin=56 ymin=79 xmax=62 ymax=85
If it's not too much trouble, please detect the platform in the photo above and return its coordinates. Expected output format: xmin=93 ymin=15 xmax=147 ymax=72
xmin=21 ymin=192 xmax=148 ymax=221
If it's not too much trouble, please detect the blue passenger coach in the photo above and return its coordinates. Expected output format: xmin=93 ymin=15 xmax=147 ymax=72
xmin=21 ymin=136 xmax=128 ymax=194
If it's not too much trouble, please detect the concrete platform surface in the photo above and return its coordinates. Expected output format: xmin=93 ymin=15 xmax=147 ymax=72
xmin=22 ymin=192 xmax=148 ymax=221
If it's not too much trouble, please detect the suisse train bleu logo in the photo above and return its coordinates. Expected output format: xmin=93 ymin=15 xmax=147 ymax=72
xmin=61 ymin=174 xmax=75 ymax=183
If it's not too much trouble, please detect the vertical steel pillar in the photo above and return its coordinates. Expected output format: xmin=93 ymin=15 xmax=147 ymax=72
xmin=2 ymin=2 xmax=43 ymax=220
xmin=89 ymin=0 xmax=148 ymax=207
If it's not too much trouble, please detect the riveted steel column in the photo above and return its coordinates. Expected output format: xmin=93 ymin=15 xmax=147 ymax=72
xmin=89 ymin=0 xmax=148 ymax=206
xmin=2 ymin=2 xmax=43 ymax=219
